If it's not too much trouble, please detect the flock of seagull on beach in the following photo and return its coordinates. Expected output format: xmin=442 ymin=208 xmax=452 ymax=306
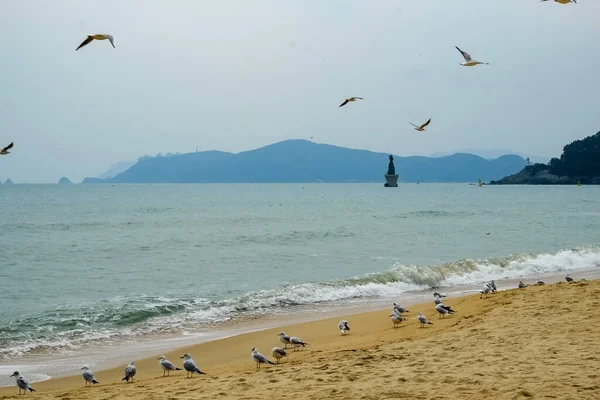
xmin=8 ymin=274 xmax=580 ymax=394
xmin=4 ymin=0 xmax=583 ymax=393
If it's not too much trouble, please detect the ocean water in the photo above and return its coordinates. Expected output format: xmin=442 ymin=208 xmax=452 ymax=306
xmin=1 ymin=183 xmax=599 ymax=385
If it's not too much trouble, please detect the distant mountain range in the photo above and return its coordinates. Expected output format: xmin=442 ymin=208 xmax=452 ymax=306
xmin=82 ymin=140 xmax=526 ymax=184
xmin=430 ymin=149 xmax=549 ymax=164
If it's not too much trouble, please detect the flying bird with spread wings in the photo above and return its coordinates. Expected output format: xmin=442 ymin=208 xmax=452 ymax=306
xmin=455 ymin=46 xmax=489 ymax=67
xmin=76 ymin=34 xmax=116 ymax=51
xmin=339 ymin=97 xmax=363 ymax=107
xmin=540 ymin=0 xmax=576 ymax=3
xmin=409 ymin=118 xmax=431 ymax=132
xmin=0 ymin=142 xmax=13 ymax=155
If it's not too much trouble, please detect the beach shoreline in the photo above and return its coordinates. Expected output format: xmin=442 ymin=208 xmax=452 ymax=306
xmin=2 ymin=266 xmax=600 ymax=390
xmin=2 ymin=277 xmax=599 ymax=399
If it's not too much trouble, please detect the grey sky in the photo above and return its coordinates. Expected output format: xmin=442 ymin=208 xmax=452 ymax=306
xmin=1 ymin=0 xmax=598 ymax=183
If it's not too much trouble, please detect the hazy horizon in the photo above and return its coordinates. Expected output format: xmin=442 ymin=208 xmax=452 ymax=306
xmin=1 ymin=0 xmax=598 ymax=183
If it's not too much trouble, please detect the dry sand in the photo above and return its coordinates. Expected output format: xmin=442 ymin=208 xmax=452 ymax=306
xmin=1 ymin=280 xmax=599 ymax=399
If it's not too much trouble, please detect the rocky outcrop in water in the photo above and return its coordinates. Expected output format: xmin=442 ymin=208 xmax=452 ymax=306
xmin=58 ymin=177 xmax=72 ymax=184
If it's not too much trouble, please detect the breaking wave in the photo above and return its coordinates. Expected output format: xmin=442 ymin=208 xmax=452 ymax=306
xmin=1 ymin=246 xmax=598 ymax=358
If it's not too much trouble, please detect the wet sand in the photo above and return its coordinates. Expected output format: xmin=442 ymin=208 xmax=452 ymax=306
xmin=1 ymin=279 xmax=599 ymax=399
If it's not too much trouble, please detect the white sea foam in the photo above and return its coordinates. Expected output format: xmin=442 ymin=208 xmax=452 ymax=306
xmin=2 ymin=246 xmax=598 ymax=360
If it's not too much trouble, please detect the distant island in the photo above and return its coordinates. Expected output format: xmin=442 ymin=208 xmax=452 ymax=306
xmin=4 ymin=179 xmax=14 ymax=185
xmin=83 ymin=139 xmax=526 ymax=184
xmin=58 ymin=177 xmax=72 ymax=184
xmin=490 ymin=131 xmax=600 ymax=185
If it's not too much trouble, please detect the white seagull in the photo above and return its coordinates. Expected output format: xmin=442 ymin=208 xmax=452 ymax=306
xmin=480 ymin=283 xmax=492 ymax=299
xmin=391 ymin=310 xmax=405 ymax=328
xmin=393 ymin=303 xmax=410 ymax=314
xmin=271 ymin=347 xmax=288 ymax=364
xmin=252 ymin=348 xmax=275 ymax=368
xmin=417 ymin=312 xmax=433 ymax=327
xmin=409 ymin=118 xmax=431 ymax=132
xmin=158 ymin=355 xmax=182 ymax=377
xmin=180 ymin=353 xmax=206 ymax=378
xmin=455 ymin=46 xmax=489 ymax=67
xmin=290 ymin=336 xmax=308 ymax=351
xmin=435 ymin=303 xmax=456 ymax=318
xmin=339 ymin=97 xmax=363 ymax=107
xmin=433 ymin=296 xmax=443 ymax=305
xmin=10 ymin=371 xmax=35 ymax=394
xmin=76 ymin=34 xmax=116 ymax=51
xmin=338 ymin=320 xmax=350 ymax=335
xmin=278 ymin=332 xmax=292 ymax=348
xmin=0 ymin=142 xmax=13 ymax=155
xmin=122 ymin=361 xmax=136 ymax=383
xmin=81 ymin=366 xmax=99 ymax=387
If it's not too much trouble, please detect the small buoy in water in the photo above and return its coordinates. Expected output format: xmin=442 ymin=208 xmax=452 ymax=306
xmin=577 ymin=180 xmax=581 ymax=186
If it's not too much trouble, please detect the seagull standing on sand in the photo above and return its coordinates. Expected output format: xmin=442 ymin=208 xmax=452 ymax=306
xmin=435 ymin=303 xmax=456 ymax=318
xmin=10 ymin=371 xmax=35 ymax=394
xmin=480 ymin=283 xmax=491 ymax=299
xmin=518 ymin=280 xmax=529 ymax=289
xmin=180 ymin=353 xmax=206 ymax=378
xmin=433 ymin=296 xmax=443 ymax=305
xmin=0 ymin=142 xmax=13 ymax=155
xmin=338 ymin=320 xmax=350 ymax=335
xmin=76 ymin=34 xmax=115 ymax=51
xmin=158 ymin=355 xmax=182 ymax=377
xmin=417 ymin=312 xmax=433 ymax=327
xmin=409 ymin=118 xmax=431 ymax=132
xmin=536 ymin=279 xmax=545 ymax=285
xmin=122 ymin=361 xmax=136 ymax=383
xmin=278 ymin=332 xmax=292 ymax=348
xmin=565 ymin=274 xmax=574 ymax=282
xmin=271 ymin=347 xmax=287 ymax=364
xmin=339 ymin=97 xmax=363 ymax=107
xmin=455 ymin=46 xmax=489 ymax=66
xmin=433 ymin=292 xmax=447 ymax=298
xmin=393 ymin=303 xmax=410 ymax=314
xmin=391 ymin=310 xmax=405 ymax=328
xmin=489 ymin=280 xmax=497 ymax=293
xmin=290 ymin=336 xmax=308 ymax=351
xmin=81 ymin=366 xmax=99 ymax=387
xmin=252 ymin=348 xmax=275 ymax=368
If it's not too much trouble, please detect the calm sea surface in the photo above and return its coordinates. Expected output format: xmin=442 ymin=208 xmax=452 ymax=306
xmin=1 ymin=183 xmax=599 ymax=385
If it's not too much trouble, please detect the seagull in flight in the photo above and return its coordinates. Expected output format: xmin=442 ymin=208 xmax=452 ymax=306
xmin=0 ymin=142 xmax=13 ymax=155
xmin=76 ymin=34 xmax=115 ymax=51
xmin=540 ymin=0 xmax=576 ymax=3
xmin=339 ymin=97 xmax=363 ymax=107
xmin=455 ymin=46 xmax=489 ymax=66
xmin=409 ymin=118 xmax=431 ymax=132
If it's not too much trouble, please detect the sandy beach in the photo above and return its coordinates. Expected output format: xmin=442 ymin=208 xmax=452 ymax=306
xmin=1 ymin=280 xmax=599 ymax=399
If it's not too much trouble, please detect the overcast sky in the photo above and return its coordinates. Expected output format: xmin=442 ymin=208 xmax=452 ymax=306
xmin=1 ymin=0 xmax=598 ymax=182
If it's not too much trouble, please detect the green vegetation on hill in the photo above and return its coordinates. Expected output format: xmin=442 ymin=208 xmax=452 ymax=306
xmin=491 ymin=131 xmax=600 ymax=185
xmin=548 ymin=132 xmax=600 ymax=177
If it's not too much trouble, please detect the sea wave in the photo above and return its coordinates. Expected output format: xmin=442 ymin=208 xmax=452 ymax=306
xmin=1 ymin=246 xmax=598 ymax=358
